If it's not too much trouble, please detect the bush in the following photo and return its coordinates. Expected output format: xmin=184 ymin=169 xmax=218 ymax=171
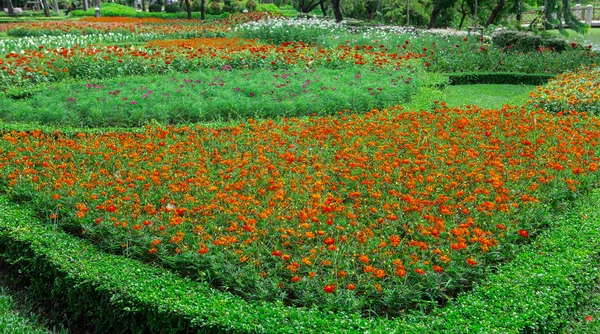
xmin=148 ymin=3 xmax=162 ymax=12
xmin=245 ymin=0 xmax=256 ymax=11
xmin=208 ymin=0 xmax=222 ymax=14
xmin=256 ymin=3 xmax=280 ymax=13
xmin=164 ymin=3 xmax=181 ymax=12
xmin=447 ymin=72 xmax=554 ymax=85
xmin=492 ymin=29 xmax=568 ymax=52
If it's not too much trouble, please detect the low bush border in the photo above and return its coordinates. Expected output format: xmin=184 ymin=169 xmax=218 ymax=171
xmin=446 ymin=72 xmax=555 ymax=85
xmin=0 ymin=186 xmax=598 ymax=332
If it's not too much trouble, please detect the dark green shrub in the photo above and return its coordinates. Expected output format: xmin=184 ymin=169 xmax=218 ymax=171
xmin=447 ymin=72 xmax=554 ymax=85
xmin=492 ymin=29 xmax=568 ymax=52
xmin=245 ymin=0 xmax=256 ymax=11
xmin=164 ymin=3 xmax=180 ymax=12
xmin=208 ymin=0 xmax=222 ymax=14
xmin=148 ymin=3 xmax=162 ymax=12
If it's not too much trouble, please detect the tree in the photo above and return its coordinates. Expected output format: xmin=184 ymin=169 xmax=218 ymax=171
xmin=542 ymin=0 xmax=588 ymax=34
xmin=185 ymin=0 xmax=192 ymax=18
xmin=41 ymin=0 xmax=51 ymax=16
xmin=330 ymin=0 xmax=343 ymax=21
xmin=4 ymin=0 xmax=15 ymax=15
xmin=200 ymin=0 xmax=206 ymax=19
xmin=296 ymin=0 xmax=327 ymax=13
xmin=428 ymin=0 xmax=458 ymax=28
xmin=456 ymin=0 xmax=475 ymax=28
xmin=485 ymin=0 xmax=505 ymax=26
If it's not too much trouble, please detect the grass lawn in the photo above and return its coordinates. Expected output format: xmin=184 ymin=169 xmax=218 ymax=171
xmin=406 ymin=84 xmax=536 ymax=111
xmin=438 ymin=84 xmax=536 ymax=109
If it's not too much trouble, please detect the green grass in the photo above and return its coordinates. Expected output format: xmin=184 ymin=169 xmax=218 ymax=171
xmin=0 ymin=287 xmax=59 ymax=334
xmin=405 ymin=84 xmax=536 ymax=111
xmin=437 ymin=84 xmax=536 ymax=109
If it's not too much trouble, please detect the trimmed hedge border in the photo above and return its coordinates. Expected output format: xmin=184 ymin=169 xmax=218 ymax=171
xmin=0 ymin=187 xmax=599 ymax=333
xmin=446 ymin=72 xmax=555 ymax=85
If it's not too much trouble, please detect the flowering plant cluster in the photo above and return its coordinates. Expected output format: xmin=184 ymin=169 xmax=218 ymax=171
xmin=1 ymin=105 xmax=599 ymax=314
xmin=526 ymin=66 xmax=600 ymax=114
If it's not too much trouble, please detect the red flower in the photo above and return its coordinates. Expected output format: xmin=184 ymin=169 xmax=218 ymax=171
xmin=519 ymin=230 xmax=529 ymax=238
xmin=467 ymin=257 xmax=478 ymax=266
xmin=586 ymin=315 xmax=593 ymax=322
xmin=106 ymin=204 xmax=117 ymax=212
xmin=571 ymin=42 xmax=577 ymax=48
xmin=433 ymin=265 xmax=444 ymax=273
xmin=323 ymin=284 xmax=336 ymax=293
xmin=324 ymin=237 xmax=335 ymax=245
xmin=346 ymin=283 xmax=356 ymax=290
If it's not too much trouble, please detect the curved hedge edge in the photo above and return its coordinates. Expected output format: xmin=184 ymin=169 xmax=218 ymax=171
xmin=0 ymin=188 xmax=599 ymax=333
xmin=0 ymin=197 xmax=427 ymax=334
xmin=430 ymin=189 xmax=600 ymax=332
xmin=0 ymin=289 xmax=51 ymax=334
xmin=446 ymin=72 xmax=555 ymax=85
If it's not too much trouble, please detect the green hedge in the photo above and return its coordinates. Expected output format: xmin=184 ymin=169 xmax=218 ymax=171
xmin=446 ymin=72 xmax=555 ymax=85
xmin=0 ymin=185 xmax=599 ymax=332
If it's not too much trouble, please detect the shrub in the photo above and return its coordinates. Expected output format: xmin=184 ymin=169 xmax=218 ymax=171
xmin=208 ymin=0 xmax=222 ymax=14
xmin=148 ymin=3 xmax=162 ymax=12
xmin=447 ymin=72 xmax=554 ymax=85
xmin=256 ymin=3 xmax=280 ymax=13
xmin=492 ymin=29 xmax=568 ymax=52
xmin=245 ymin=0 xmax=256 ymax=11
xmin=164 ymin=3 xmax=181 ymax=12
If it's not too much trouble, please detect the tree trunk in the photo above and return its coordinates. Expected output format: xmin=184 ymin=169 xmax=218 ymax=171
xmin=185 ymin=0 xmax=192 ymax=19
xmin=201 ymin=0 xmax=205 ymax=19
xmin=83 ymin=0 xmax=89 ymax=11
xmin=5 ymin=0 xmax=15 ymax=15
xmin=142 ymin=0 xmax=147 ymax=11
xmin=319 ymin=0 xmax=327 ymax=16
xmin=428 ymin=2 xmax=443 ymax=28
xmin=330 ymin=0 xmax=342 ymax=22
xmin=458 ymin=12 xmax=467 ymax=28
xmin=52 ymin=0 xmax=58 ymax=14
xmin=485 ymin=0 xmax=505 ymax=26
xmin=41 ymin=0 xmax=51 ymax=16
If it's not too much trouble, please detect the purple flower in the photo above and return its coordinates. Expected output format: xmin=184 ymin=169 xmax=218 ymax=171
xmin=235 ymin=87 xmax=241 ymax=91
xmin=130 ymin=101 xmax=138 ymax=105
xmin=69 ymin=97 xmax=76 ymax=102
xmin=249 ymin=92 xmax=255 ymax=97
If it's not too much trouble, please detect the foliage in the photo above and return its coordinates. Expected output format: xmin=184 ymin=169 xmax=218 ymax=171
xmin=245 ymin=0 xmax=257 ymax=11
xmin=164 ymin=3 xmax=181 ymax=13
xmin=446 ymin=72 xmax=554 ymax=85
xmin=492 ymin=29 xmax=568 ymax=52
xmin=2 ymin=102 xmax=600 ymax=314
xmin=71 ymin=3 xmax=139 ymax=17
xmin=257 ymin=3 xmax=281 ymax=13
xmin=235 ymin=17 xmax=345 ymax=44
xmin=0 ymin=66 xmax=421 ymax=126
xmin=148 ymin=3 xmax=162 ymax=12
xmin=526 ymin=65 xmax=600 ymax=114
xmin=0 ymin=289 xmax=52 ymax=334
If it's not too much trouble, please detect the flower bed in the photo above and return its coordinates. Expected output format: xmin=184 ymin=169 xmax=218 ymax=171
xmin=1 ymin=104 xmax=599 ymax=315
xmin=527 ymin=66 xmax=600 ymax=114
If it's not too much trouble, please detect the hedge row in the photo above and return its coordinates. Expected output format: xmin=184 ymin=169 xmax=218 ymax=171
xmin=446 ymin=72 xmax=555 ymax=85
xmin=0 ymin=187 xmax=598 ymax=333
